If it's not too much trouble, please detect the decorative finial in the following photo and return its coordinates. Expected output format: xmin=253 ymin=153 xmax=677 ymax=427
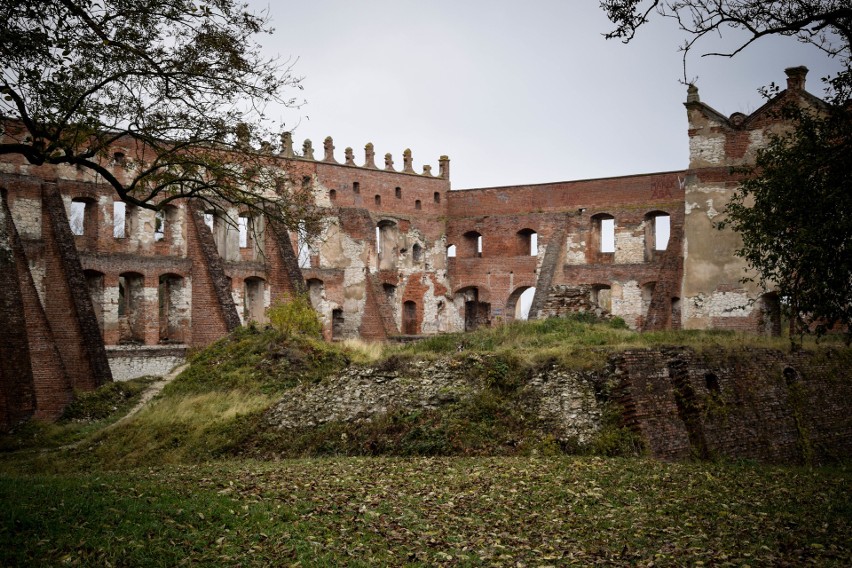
xmin=364 ymin=143 xmax=377 ymax=169
xmin=323 ymin=136 xmax=336 ymax=163
xmin=422 ymin=164 xmax=433 ymax=177
xmin=280 ymin=132 xmax=295 ymax=158
xmin=403 ymin=148 xmax=415 ymax=173
xmin=302 ymin=139 xmax=315 ymax=160
xmin=384 ymin=152 xmax=395 ymax=172
xmin=344 ymin=147 xmax=355 ymax=166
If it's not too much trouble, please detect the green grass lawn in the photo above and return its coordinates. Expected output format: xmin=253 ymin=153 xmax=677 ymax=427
xmin=1 ymin=319 xmax=849 ymax=566
xmin=1 ymin=457 xmax=849 ymax=566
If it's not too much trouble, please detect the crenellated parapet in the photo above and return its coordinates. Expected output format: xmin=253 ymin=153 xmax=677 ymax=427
xmin=278 ymin=134 xmax=449 ymax=180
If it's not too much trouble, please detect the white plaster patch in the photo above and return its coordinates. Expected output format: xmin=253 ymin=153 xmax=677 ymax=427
xmin=614 ymin=226 xmax=645 ymax=264
xmin=705 ymin=199 xmax=719 ymax=219
xmin=683 ymin=291 xmax=751 ymax=320
xmin=107 ymin=346 xmax=186 ymax=381
xmin=689 ymin=134 xmax=726 ymax=167
xmin=564 ymin=235 xmax=586 ymax=265
xmin=610 ymin=280 xmax=642 ymax=329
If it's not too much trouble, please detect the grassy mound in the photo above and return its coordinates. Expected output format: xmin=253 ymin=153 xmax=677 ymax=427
xmin=0 ymin=376 xmax=154 ymax=452
xmin=3 ymin=315 xmax=846 ymax=470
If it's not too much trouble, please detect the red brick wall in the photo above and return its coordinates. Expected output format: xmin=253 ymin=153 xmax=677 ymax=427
xmin=446 ymin=172 xmax=685 ymax=324
xmin=614 ymin=347 xmax=852 ymax=463
xmin=0 ymin=189 xmax=40 ymax=428
xmin=187 ymin=203 xmax=239 ymax=346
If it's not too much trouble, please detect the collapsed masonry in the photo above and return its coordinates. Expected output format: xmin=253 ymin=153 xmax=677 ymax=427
xmin=0 ymin=67 xmax=818 ymax=428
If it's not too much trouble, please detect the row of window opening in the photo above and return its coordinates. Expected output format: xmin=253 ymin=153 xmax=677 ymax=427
xmin=445 ymin=213 xmax=670 ymax=259
xmin=328 ymin=184 xmax=441 ymax=207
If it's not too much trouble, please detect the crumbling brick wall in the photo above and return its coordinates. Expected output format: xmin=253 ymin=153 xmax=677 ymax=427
xmin=612 ymin=347 xmax=852 ymax=463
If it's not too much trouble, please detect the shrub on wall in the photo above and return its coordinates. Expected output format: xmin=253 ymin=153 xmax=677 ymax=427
xmin=267 ymin=295 xmax=322 ymax=338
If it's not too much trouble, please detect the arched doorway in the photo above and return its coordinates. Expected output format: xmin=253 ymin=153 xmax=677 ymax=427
xmin=506 ymin=286 xmax=536 ymax=321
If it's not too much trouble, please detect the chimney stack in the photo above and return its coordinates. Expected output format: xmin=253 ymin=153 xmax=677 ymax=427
xmin=785 ymin=66 xmax=808 ymax=92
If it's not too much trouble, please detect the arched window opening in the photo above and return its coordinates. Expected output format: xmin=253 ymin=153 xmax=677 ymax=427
xmin=307 ymin=278 xmax=324 ymax=309
xmin=415 ymin=199 xmax=422 ymax=210
xmin=118 ymin=272 xmax=145 ymax=344
xmin=462 ymin=231 xmax=483 ymax=258
xmin=375 ymin=194 xmax=381 ymax=206
xmin=644 ymin=211 xmax=671 ymax=260
xmin=456 ymin=287 xmax=490 ymax=331
xmin=383 ymin=283 xmax=397 ymax=302
xmin=591 ymin=284 xmax=612 ymax=312
xmin=434 ymin=191 xmax=441 ymax=203
xmin=238 ymin=215 xmax=250 ymax=248
xmin=243 ymin=277 xmax=266 ymax=324
xmin=705 ymin=372 xmax=721 ymax=395
xmin=154 ymin=209 xmax=166 ymax=241
xmin=447 ymin=244 xmax=456 ymax=258
xmin=403 ymin=300 xmax=418 ymax=335
xmin=395 ymin=187 xmax=401 ymax=199
xmin=412 ymin=243 xmax=423 ymax=262
xmin=329 ymin=189 xmax=337 ymax=201
xmin=517 ymin=229 xmax=538 ymax=256
xmin=204 ymin=209 xmax=230 ymax=258
xmin=158 ymin=274 xmax=185 ymax=343
xmin=352 ymin=181 xmax=360 ymax=194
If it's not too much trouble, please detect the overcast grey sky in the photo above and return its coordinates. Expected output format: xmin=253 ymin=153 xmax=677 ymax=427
xmin=247 ymin=1 xmax=844 ymax=190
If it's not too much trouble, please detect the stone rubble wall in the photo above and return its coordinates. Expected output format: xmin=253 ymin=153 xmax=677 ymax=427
xmin=265 ymin=356 xmax=604 ymax=446
xmin=265 ymin=346 xmax=851 ymax=464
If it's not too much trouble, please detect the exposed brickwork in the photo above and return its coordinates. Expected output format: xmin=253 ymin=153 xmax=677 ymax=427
xmin=187 ymin=202 xmax=240 ymax=344
xmin=41 ymin=183 xmax=113 ymax=391
xmin=0 ymin=189 xmax=39 ymax=428
xmin=613 ymin=348 xmax=852 ymax=463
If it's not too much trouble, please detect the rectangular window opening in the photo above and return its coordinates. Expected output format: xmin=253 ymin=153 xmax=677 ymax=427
xmin=655 ymin=215 xmax=670 ymax=251
xmin=239 ymin=216 xmax=249 ymax=248
xmin=113 ymin=202 xmax=126 ymax=238
xmin=601 ymin=218 xmax=615 ymax=253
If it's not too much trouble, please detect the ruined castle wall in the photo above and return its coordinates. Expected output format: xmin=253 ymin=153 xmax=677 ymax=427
xmin=446 ymin=172 xmax=684 ymax=329
xmin=292 ymin=149 xmax=455 ymax=339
